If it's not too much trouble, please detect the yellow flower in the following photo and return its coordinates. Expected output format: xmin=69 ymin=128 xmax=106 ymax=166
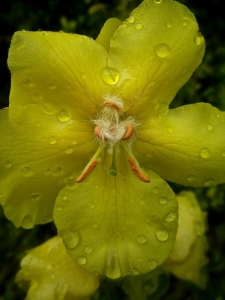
xmin=162 ymin=191 xmax=208 ymax=289
xmin=0 ymin=0 xmax=222 ymax=278
xmin=16 ymin=236 xmax=100 ymax=300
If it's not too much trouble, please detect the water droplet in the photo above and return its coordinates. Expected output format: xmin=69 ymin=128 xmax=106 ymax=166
xmin=93 ymin=222 xmax=98 ymax=228
xmin=48 ymin=136 xmax=57 ymax=144
xmin=30 ymin=193 xmax=41 ymax=201
xmin=146 ymin=151 xmax=152 ymax=157
xmin=45 ymin=168 xmax=51 ymax=174
xmin=155 ymin=43 xmax=170 ymax=58
xmin=127 ymin=15 xmax=135 ymax=23
xmin=46 ymin=264 xmax=52 ymax=270
xmin=52 ymin=167 xmax=62 ymax=176
xmin=136 ymin=23 xmax=142 ymax=30
xmin=200 ymin=148 xmax=211 ymax=159
xmin=133 ymin=268 xmax=139 ymax=275
xmin=21 ymin=215 xmax=33 ymax=229
xmin=100 ymin=67 xmax=120 ymax=85
xmin=204 ymin=178 xmax=215 ymax=186
xmin=222 ymin=151 xmax=225 ymax=157
xmin=148 ymin=259 xmax=158 ymax=270
xmin=62 ymin=231 xmax=80 ymax=249
xmin=158 ymin=102 xmax=169 ymax=115
xmin=64 ymin=147 xmax=73 ymax=154
xmin=194 ymin=33 xmax=204 ymax=46
xmin=158 ymin=197 xmax=167 ymax=204
xmin=165 ymin=212 xmax=176 ymax=222
xmin=155 ymin=0 xmax=161 ymax=3
xmin=21 ymin=167 xmax=32 ymax=177
xmin=182 ymin=19 xmax=187 ymax=26
xmin=56 ymin=205 xmax=63 ymax=211
xmin=137 ymin=235 xmax=147 ymax=244
xmin=88 ymin=202 xmax=95 ymax=209
xmin=166 ymin=127 xmax=173 ymax=133
xmin=187 ymin=175 xmax=195 ymax=181
xmin=84 ymin=246 xmax=93 ymax=254
xmin=80 ymin=72 xmax=86 ymax=79
xmin=57 ymin=109 xmax=71 ymax=123
xmin=4 ymin=161 xmax=12 ymax=168
xmin=66 ymin=176 xmax=77 ymax=189
xmin=42 ymin=103 xmax=56 ymax=114
xmin=23 ymin=78 xmax=32 ymax=86
xmin=43 ymin=32 xmax=48 ymax=36
xmin=140 ymin=200 xmax=145 ymax=205
xmin=216 ymin=113 xmax=221 ymax=118
xmin=165 ymin=21 xmax=172 ymax=28
xmin=48 ymin=82 xmax=55 ymax=89
xmin=153 ymin=188 xmax=159 ymax=195
xmin=77 ymin=256 xmax=87 ymax=265
xmin=155 ymin=229 xmax=168 ymax=241
xmin=206 ymin=124 xmax=212 ymax=131
xmin=62 ymin=195 xmax=68 ymax=201
xmin=33 ymin=91 xmax=42 ymax=98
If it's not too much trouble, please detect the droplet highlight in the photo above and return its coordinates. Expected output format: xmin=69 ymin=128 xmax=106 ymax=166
xmin=4 ymin=161 xmax=12 ymax=168
xmin=56 ymin=205 xmax=63 ymax=211
xmin=64 ymin=147 xmax=73 ymax=154
xmin=100 ymin=67 xmax=120 ymax=85
xmin=62 ymin=231 xmax=80 ymax=249
xmin=21 ymin=215 xmax=33 ymax=229
xmin=23 ymin=78 xmax=32 ymax=86
xmin=148 ymin=260 xmax=158 ymax=270
xmin=21 ymin=167 xmax=32 ymax=177
xmin=155 ymin=43 xmax=170 ymax=58
xmin=153 ymin=188 xmax=159 ymax=195
xmin=165 ymin=212 xmax=176 ymax=222
xmin=136 ymin=23 xmax=142 ymax=30
xmin=48 ymin=136 xmax=57 ymax=144
xmin=200 ymin=148 xmax=211 ymax=159
xmin=84 ymin=246 xmax=93 ymax=254
xmin=127 ymin=15 xmax=135 ymax=23
xmin=57 ymin=109 xmax=71 ymax=123
xmin=88 ymin=202 xmax=95 ymax=209
xmin=194 ymin=33 xmax=204 ymax=46
xmin=206 ymin=124 xmax=212 ymax=131
xmin=52 ymin=167 xmax=62 ymax=176
xmin=187 ymin=175 xmax=195 ymax=182
xmin=156 ymin=229 xmax=169 ymax=241
xmin=30 ymin=193 xmax=41 ymax=201
xmin=158 ymin=197 xmax=167 ymax=204
xmin=137 ymin=235 xmax=147 ymax=244
xmin=76 ymin=256 xmax=87 ymax=265
xmin=165 ymin=21 xmax=172 ymax=28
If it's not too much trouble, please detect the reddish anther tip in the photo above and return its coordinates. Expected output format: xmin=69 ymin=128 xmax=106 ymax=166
xmin=127 ymin=158 xmax=150 ymax=183
xmin=94 ymin=125 xmax=108 ymax=141
xmin=76 ymin=159 xmax=98 ymax=183
xmin=122 ymin=124 xmax=134 ymax=140
xmin=104 ymin=101 xmax=121 ymax=111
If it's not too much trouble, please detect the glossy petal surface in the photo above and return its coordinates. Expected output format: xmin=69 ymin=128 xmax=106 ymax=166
xmin=54 ymin=148 xmax=178 ymax=278
xmin=0 ymin=105 xmax=96 ymax=228
xmin=108 ymin=0 xmax=205 ymax=116
xmin=135 ymin=103 xmax=225 ymax=187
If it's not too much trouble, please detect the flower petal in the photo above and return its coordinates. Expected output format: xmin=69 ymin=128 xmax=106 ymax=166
xmin=54 ymin=148 xmax=178 ymax=278
xmin=135 ymin=103 xmax=225 ymax=187
xmin=0 ymin=105 xmax=96 ymax=228
xmin=8 ymin=31 xmax=110 ymax=118
xmin=108 ymin=0 xmax=205 ymax=116
xmin=96 ymin=18 xmax=123 ymax=52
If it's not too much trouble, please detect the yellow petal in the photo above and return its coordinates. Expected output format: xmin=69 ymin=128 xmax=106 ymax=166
xmin=16 ymin=236 xmax=100 ymax=300
xmin=96 ymin=18 xmax=122 ymax=52
xmin=54 ymin=148 xmax=178 ymax=278
xmin=8 ymin=30 xmax=111 ymax=118
xmin=162 ymin=191 xmax=208 ymax=289
xmin=108 ymin=0 xmax=205 ymax=116
xmin=0 ymin=105 xmax=96 ymax=228
xmin=135 ymin=103 xmax=225 ymax=187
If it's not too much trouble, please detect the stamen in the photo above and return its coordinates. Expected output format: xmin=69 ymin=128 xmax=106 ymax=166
xmin=121 ymin=124 xmax=134 ymax=140
xmin=94 ymin=125 xmax=107 ymax=140
xmin=127 ymin=158 xmax=150 ymax=183
xmin=104 ymin=100 xmax=121 ymax=111
xmin=107 ymin=147 xmax=117 ymax=176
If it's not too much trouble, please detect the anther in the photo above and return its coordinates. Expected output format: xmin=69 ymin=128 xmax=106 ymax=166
xmin=122 ymin=124 xmax=134 ymax=140
xmin=127 ymin=158 xmax=150 ymax=183
xmin=76 ymin=159 xmax=98 ymax=183
xmin=104 ymin=100 xmax=122 ymax=111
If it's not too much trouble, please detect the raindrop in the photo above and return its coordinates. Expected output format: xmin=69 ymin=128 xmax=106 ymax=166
xmin=45 ymin=168 xmax=51 ymax=174
xmin=62 ymin=195 xmax=68 ymax=201
xmin=133 ymin=268 xmax=139 ymax=275
xmin=21 ymin=215 xmax=33 ymax=229
xmin=155 ymin=43 xmax=170 ymax=58
xmin=76 ymin=256 xmax=87 ymax=265
xmin=165 ymin=212 xmax=176 ymax=222
xmin=194 ymin=33 xmax=204 ymax=46
xmin=216 ymin=113 xmax=221 ymax=118
xmin=148 ymin=259 xmax=158 ymax=270
xmin=127 ymin=15 xmax=135 ymax=23
xmin=146 ymin=151 xmax=152 ymax=157
xmin=52 ymin=167 xmax=61 ymax=176
xmin=88 ymin=202 xmax=95 ymax=209
xmin=206 ymin=124 xmax=212 ymax=131
xmin=187 ymin=175 xmax=195 ymax=182
xmin=42 ymin=103 xmax=56 ymax=114
xmin=153 ymin=187 xmax=159 ymax=194
xmin=62 ymin=231 xmax=80 ymax=249
xmin=48 ymin=136 xmax=57 ymax=144
xmin=137 ymin=235 xmax=147 ymax=244
xmin=166 ymin=127 xmax=173 ymax=133
xmin=80 ymin=72 xmax=86 ymax=79
xmin=165 ymin=21 xmax=172 ymax=28
xmin=136 ymin=23 xmax=142 ymax=30
xmin=93 ymin=222 xmax=98 ymax=228
xmin=57 ymin=109 xmax=71 ymax=123
xmin=84 ymin=246 xmax=93 ymax=254
xmin=66 ymin=176 xmax=77 ymax=189
xmin=100 ymin=67 xmax=120 ymax=85
xmin=200 ymin=148 xmax=211 ymax=159
xmin=43 ymin=32 xmax=48 ymax=36
xmin=48 ymin=82 xmax=55 ymax=89
xmin=56 ymin=205 xmax=63 ymax=211
xmin=30 ymin=193 xmax=41 ymax=201
xmin=21 ymin=167 xmax=32 ymax=177
xmin=155 ymin=229 xmax=168 ymax=241
xmin=155 ymin=0 xmax=161 ymax=3
xmin=158 ymin=197 xmax=167 ymax=204
xmin=182 ymin=19 xmax=187 ymax=26
xmin=64 ymin=147 xmax=73 ymax=154
xmin=33 ymin=91 xmax=42 ymax=98
xmin=222 ymin=151 xmax=225 ymax=157
xmin=72 ymin=139 xmax=77 ymax=145
xmin=204 ymin=178 xmax=215 ymax=186
xmin=22 ymin=78 xmax=32 ymax=86
xmin=4 ymin=161 xmax=12 ymax=168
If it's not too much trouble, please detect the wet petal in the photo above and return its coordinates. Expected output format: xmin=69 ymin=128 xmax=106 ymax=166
xmin=54 ymin=148 xmax=178 ymax=278
xmin=8 ymin=30 xmax=110 ymax=118
xmin=96 ymin=18 xmax=123 ymax=52
xmin=108 ymin=0 xmax=205 ymax=116
xmin=16 ymin=236 xmax=100 ymax=300
xmin=0 ymin=105 xmax=96 ymax=228
xmin=135 ymin=103 xmax=225 ymax=187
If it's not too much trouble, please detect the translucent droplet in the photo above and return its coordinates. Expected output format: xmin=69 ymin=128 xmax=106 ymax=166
xmin=21 ymin=215 xmax=33 ymax=229
xmin=158 ymin=102 xmax=169 ymax=115
xmin=33 ymin=91 xmax=42 ymax=98
xmin=45 ymin=168 xmax=51 ymax=174
xmin=204 ymin=178 xmax=215 ymax=186
xmin=127 ymin=15 xmax=135 ymax=23
xmin=43 ymin=32 xmax=48 ymax=36
xmin=222 ymin=151 xmax=225 ymax=157
xmin=187 ymin=175 xmax=195 ymax=182
xmin=137 ymin=235 xmax=147 ymax=244
xmin=48 ymin=136 xmax=56 ymax=144
xmin=136 ymin=23 xmax=142 ymax=30
xmin=165 ymin=212 xmax=176 ymax=222
xmin=71 ymin=139 xmax=77 ymax=145
xmin=56 ymin=205 xmax=63 ymax=211
xmin=148 ymin=259 xmax=158 ymax=270
xmin=52 ymin=167 xmax=61 ymax=176
xmin=48 ymin=82 xmax=55 ymax=89
xmin=21 ymin=167 xmax=32 ymax=177
xmin=182 ymin=19 xmax=187 ymax=26
xmin=84 ymin=246 xmax=93 ymax=254
xmin=64 ymin=147 xmax=73 ymax=154
xmin=30 ymin=193 xmax=41 ymax=201
xmin=23 ymin=78 xmax=32 ymax=86
xmin=62 ymin=195 xmax=68 ymax=201
xmin=166 ymin=127 xmax=173 ymax=133
xmin=42 ymin=103 xmax=56 ymax=114
xmin=100 ymin=67 xmax=120 ymax=85
xmin=80 ymin=72 xmax=86 ymax=79
xmin=206 ymin=124 xmax=212 ymax=131
xmin=165 ymin=21 xmax=172 ymax=28
xmin=133 ymin=268 xmax=139 ymax=275
xmin=88 ymin=202 xmax=95 ymax=209
xmin=155 ymin=43 xmax=170 ymax=58
xmin=93 ymin=222 xmax=98 ymax=228
xmin=46 ymin=264 xmax=52 ymax=270
xmin=57 ymin=109 xmax=71 ymax=123
xmin=146 ymin=151 xmax=152 ymax=157
xmin=216 ymin=113 xmax=221 ymax=118
xmin=155 ymin=0 xmax=161 ymax=3
xmin=153 ymin=188 xmax=159 ymax=194
xmin=62 ymin=231 xmax=80 ymax=249
xmin=140 ymin=200 xmax=145 ymax=205
xmin=158 ymin=197 xmax=167 ymax=204
xmin=194 ymin=33 xmax=204 ymax=46
xmin=156 ymin=229 xmax=168 ymax=241
xmin=76 ymin=256 xmax=87 ymax=265
xmin=66 ymin=176 xmax=77 ymax=189
xmin=200 ymin=148 xmax=211 ymax=159
xmin=4 ymin=161 xmax=11 ymax=168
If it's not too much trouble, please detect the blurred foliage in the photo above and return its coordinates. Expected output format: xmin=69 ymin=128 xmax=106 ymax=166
xmin=0 ymin=0 xmax=225 ymax=299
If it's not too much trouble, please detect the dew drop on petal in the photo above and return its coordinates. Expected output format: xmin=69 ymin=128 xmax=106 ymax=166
xmin=200 ymin=148 xmax=211 ymax=159
xmin=158 ymin=197 xmax=167 ymax=204
xmin=62 ymin=195 xmax=68 ymax=201
xmin=88 ymin=202 xmax=95 ymax=209
xmin=84 ymin=246 xmax=93 ymax=254
xmin=21 ymin=215 xmax=33 ymax=229
xmin=140 ymin=200 xmax=145 ymax=205
xmin=64 ymin=147 xmax=73 ymax=154
xmin=100 ymin=67 xmax=120 ymax=85
xmin=204 ymin=178 xmax=215 ymax=186
xmin=52 ymin=167 xmax=62 ymax=176
xmin=56 ymin=205 xmax=63 ymax=211
xmin=93 ymin=222 xmax=98 ymax=228
xmin=148 ymin=260 xmax=158 ymax=270
xmin=194 ymin=33 xmax=204 ymax=46
xmin=23 ymin=78 xmax=32 ymax=86
xmin=62 ymin=231 xmax=80 ymax=249
xmin=222 ymin=151 xmax=225 ymax=157
xmin=46 ymin=264 xmax=52 ymax=270
xmin=48 ymin=136 xmax=57 ymax=144
xmin=21 ymin=167 xmax=32 ymax=177
xmin=155 ymin=229 xmax=168 ymax=241
xmin=155 ymin=43 xmax=170 ymax=58
xmin=42 ymin=103 xmax=56 ymax=114
xmin=48 ymin=82 xmax=55 ymax=89
xmin=4 ymin=161 xmax=12 ymax=168
xmin=127 ymin=15 xmax=135 ymax=23
xmin=66 ymin=176 xmax=77 ymax=189
xmin=155 ymin=0 xmax=161 ymax=3
xmin=182 ymin=19 xmax=187 ymax=26
xmin=165 ymin=212 xmax=176 ymax=222
xmin=133 ymin=268 xmax=139 ymax=275
xmin=57 ymin=109 xmax=71 ymax=123
xmin=33 ymin=91 xmax=42 ymax=98
xmin=165 ymin=21 xmax=172 ymax=28
xmin=153 ymin=188 xmax=159 ymax=195
xmin=146 ymin=151 xmax=152 ymax=157
xmin=137 ymin=235 xmax=147 ymax=244
xmin=76 ymin=256 xmax=87 ymax=265
xmin=206 ymin=124 xmax=212 ymax=131
xmin=30 ymin=193 xmax=41 ymax=201
xmin=45 ymin=168 xmax=51 ymax=174
xmin=216 ymin=113 xmax=221 ymax=118
xmin=72 ymin=139 xmax=77 ymax=145
xmin=187 ymin=175 xmax=195 ymax=182
xmin=136 ymin=23 xmax=142 ymax=30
